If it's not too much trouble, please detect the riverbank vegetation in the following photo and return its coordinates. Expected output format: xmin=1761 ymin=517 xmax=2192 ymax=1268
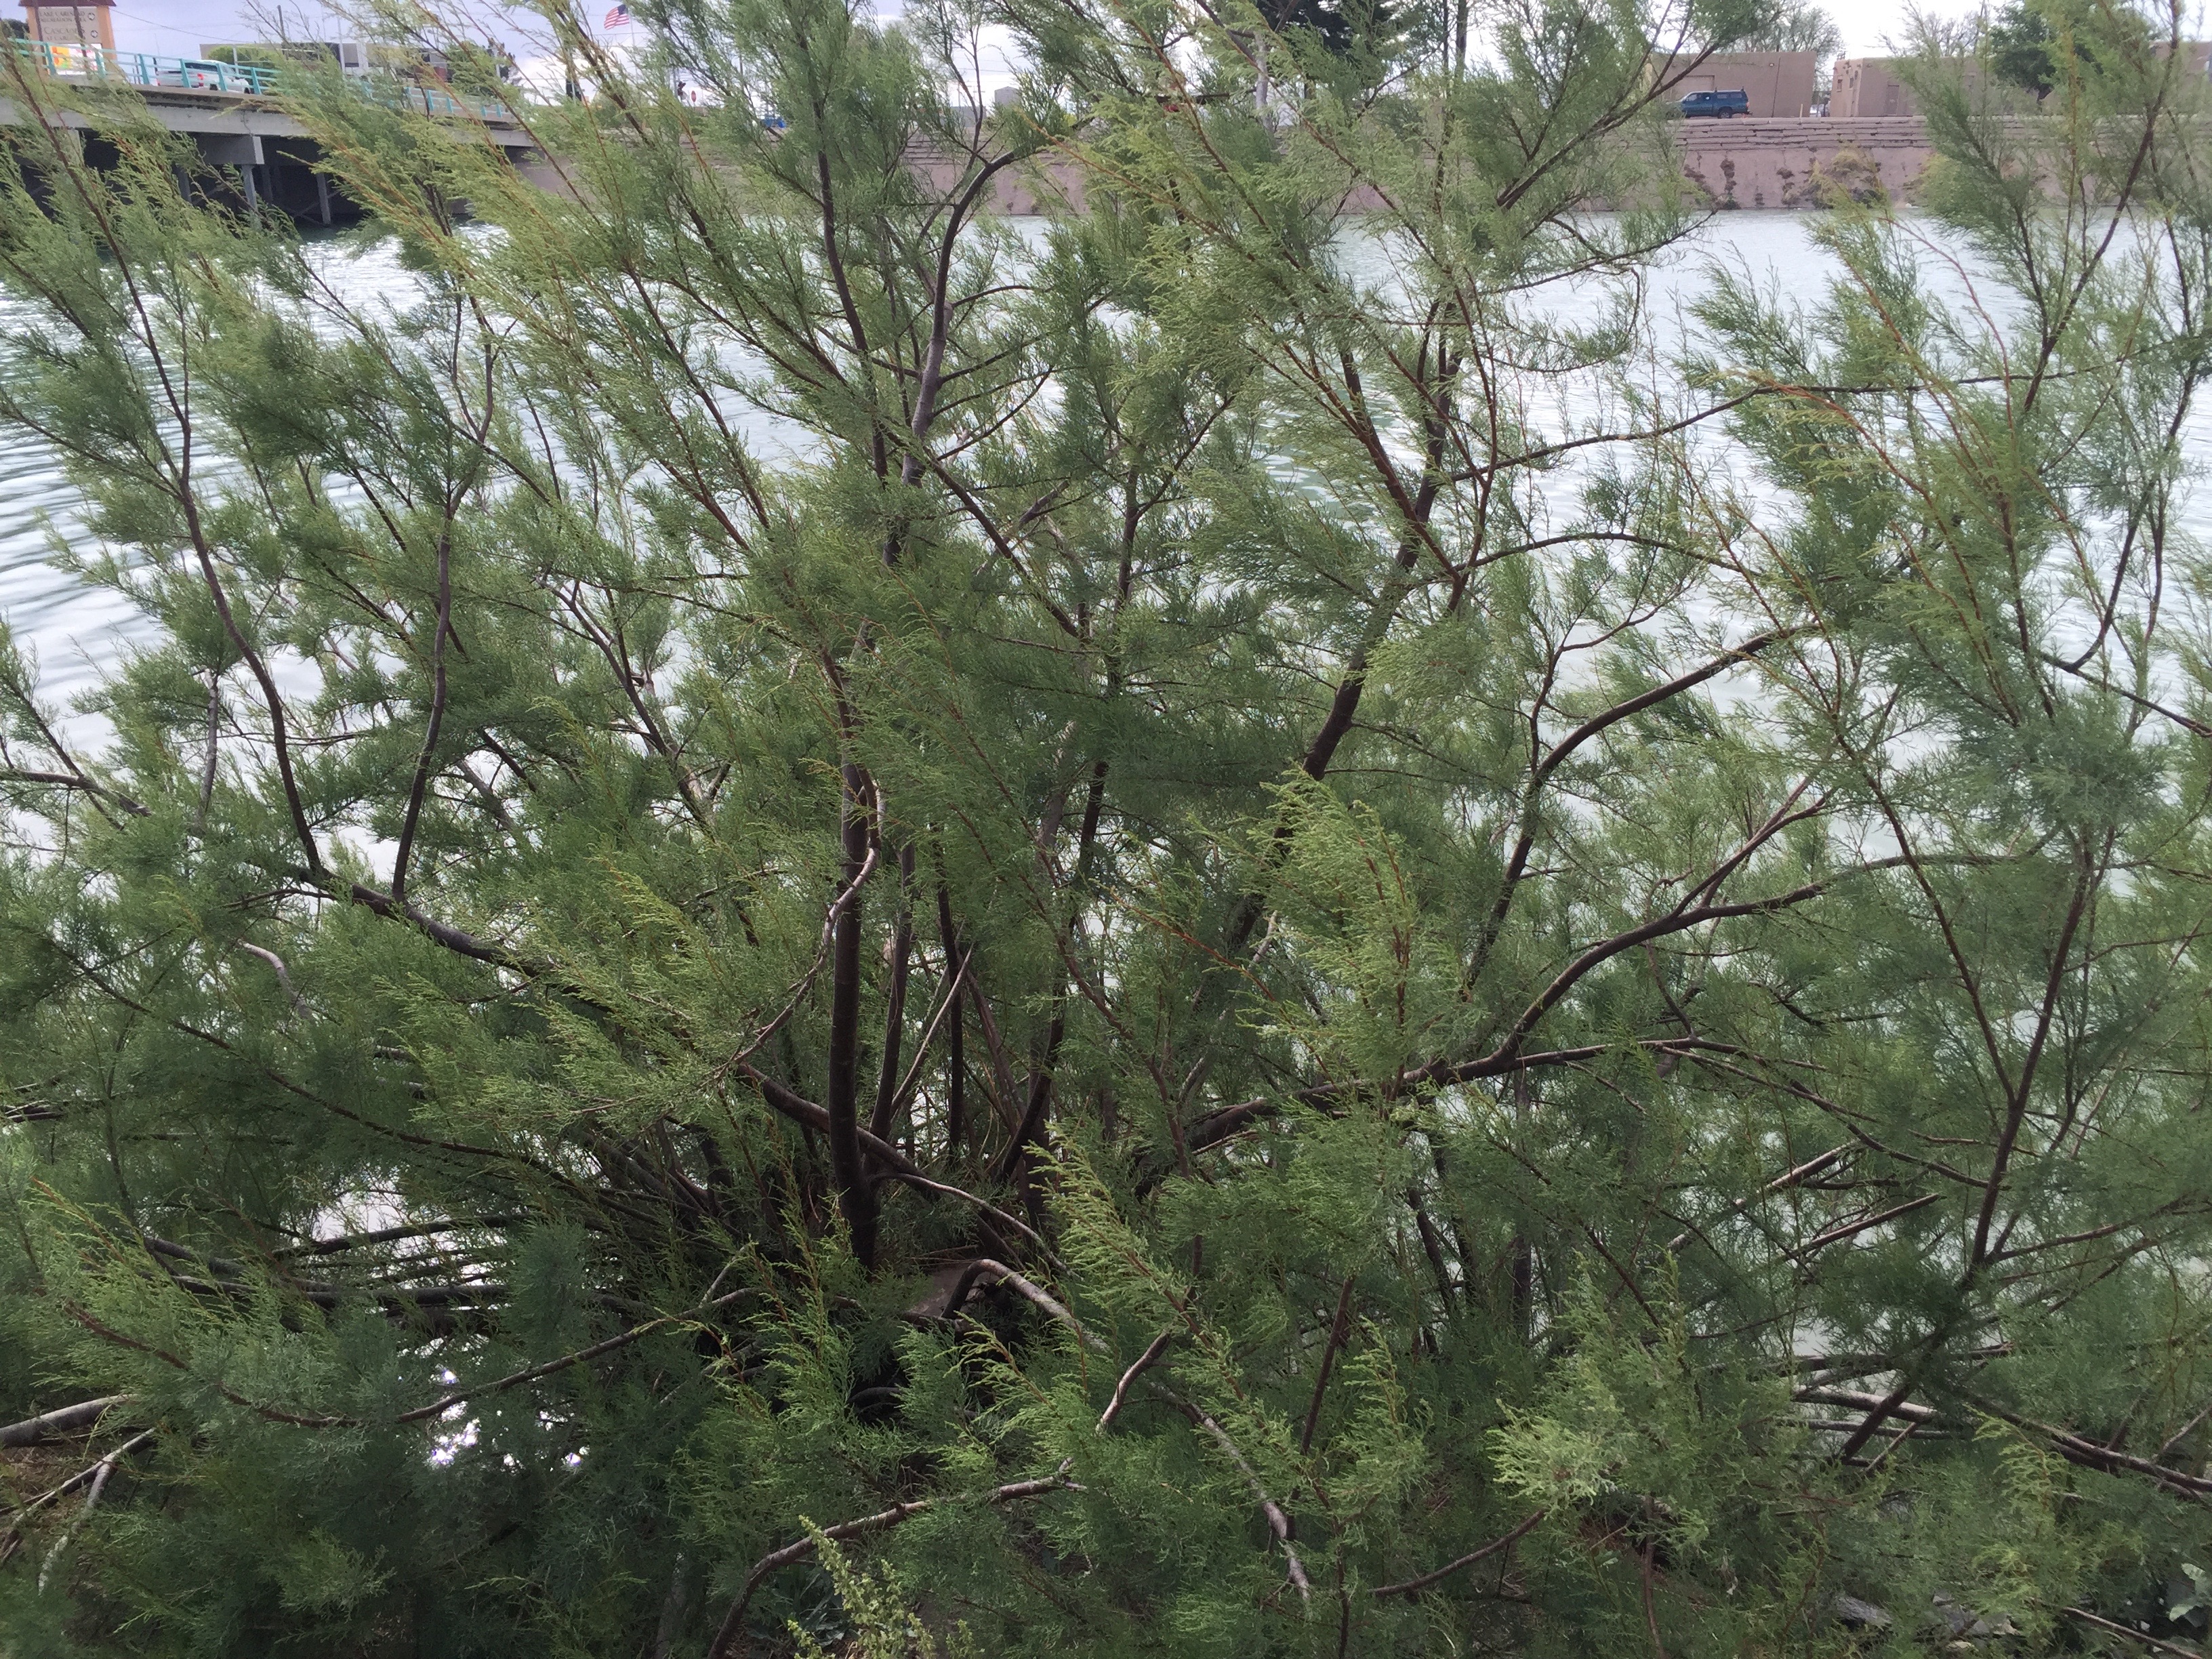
xmin=5 ymin=0 xmax=2212 ymax=1653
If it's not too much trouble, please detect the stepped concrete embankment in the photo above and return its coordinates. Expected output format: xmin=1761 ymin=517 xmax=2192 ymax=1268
xmin=909 ymin=117 xmax=1943 ymax=217
xmin=1670 ymin=117 xmax=1936 ymax=210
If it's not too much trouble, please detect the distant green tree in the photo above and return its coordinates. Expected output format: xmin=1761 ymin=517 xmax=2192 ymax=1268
xmin=1990 ymin=0 xmax=2058 ymax=94
xmin=1256 ymin=0 xmax=1387 ymax=58
xmin=1739 ymin=1 xmax=1841 ymax=97
xmin=199 ymin=42 xmax=290 ymax=70
xmin=1745 ymin=0 xmax=1840 ymax=58
xmin=4 ymin=1 xmax=2212 ymax=1656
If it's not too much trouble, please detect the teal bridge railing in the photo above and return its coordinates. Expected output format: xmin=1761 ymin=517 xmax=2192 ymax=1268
xmin=5 ymin=38 xmax=513 ymax=122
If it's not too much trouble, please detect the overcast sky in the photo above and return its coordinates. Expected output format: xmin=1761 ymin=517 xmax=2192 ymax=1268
xmin=94 ymin=0 xmax=1949 ymax=70
xmin=94 ymin=0 xmax=560 ymax=58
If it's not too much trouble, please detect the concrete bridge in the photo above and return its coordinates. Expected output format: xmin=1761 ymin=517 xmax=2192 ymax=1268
xmin=1 ymin=41 xmax=535 ymax=222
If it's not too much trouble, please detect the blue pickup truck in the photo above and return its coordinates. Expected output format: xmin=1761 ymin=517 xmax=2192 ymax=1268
xmin=1679 ymin=89 xmax=1751 ymax=118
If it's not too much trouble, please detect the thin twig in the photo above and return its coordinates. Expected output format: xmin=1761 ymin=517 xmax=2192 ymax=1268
xmin=2 ymin=1428 xmax=155 ymax=1570
xmin=1097 ymin=1328 xmax=1175 ymax=1434
xmin=393 ymin=1280 xmax=754 ymax=1425
xmin=0 ymin=768 xmax=149 ymax=817
xmin=1370 ymin=1508 xmax=1546 ymax=1597
xmin=233 ymin=942 xmax=307 ymax=1017
xmin=2061 ymin=1605 xmax=2204 ymax=1658
xmin=33 ymin=1429 xmax=144 ymax=1588
xmin=1193 ymin=1410 xmax=1311 ymax=1602
xmin=2159 ymin=1399 xmax=2212 ymax=1461
xmin=1300 ymin=1275 xmax=1357 ymax=1456
xmin=703 ymin=1463 xmax=1078 ymax=1659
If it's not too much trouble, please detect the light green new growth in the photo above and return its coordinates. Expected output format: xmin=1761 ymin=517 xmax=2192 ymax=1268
xmin=3 ymin=0 xmax=2212 ymax=1654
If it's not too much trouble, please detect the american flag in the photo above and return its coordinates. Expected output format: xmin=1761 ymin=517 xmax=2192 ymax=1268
xmin=605 ymin=3 xmax=632 ymax=24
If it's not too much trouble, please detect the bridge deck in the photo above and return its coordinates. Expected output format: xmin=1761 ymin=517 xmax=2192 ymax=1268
xmin=2 ymin=40 xmax=529 ymax=155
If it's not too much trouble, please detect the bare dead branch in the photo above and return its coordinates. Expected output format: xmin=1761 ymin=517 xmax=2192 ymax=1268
xmin=0 ymin=1395 xmax=134 ymax=1448
xmin=1097 ymin=1327 xmax=1176 ymax=1435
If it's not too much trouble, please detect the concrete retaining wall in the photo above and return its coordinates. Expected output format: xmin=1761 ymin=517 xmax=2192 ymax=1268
xmin=920 ymin=117 xmax=1944 ymax=218
xmin=1672 ymin=117 xmax=1934 ymax=209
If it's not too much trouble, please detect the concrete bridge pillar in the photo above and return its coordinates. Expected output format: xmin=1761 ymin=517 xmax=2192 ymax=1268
xmin=193 ymin=131 xmax=264 ymax=212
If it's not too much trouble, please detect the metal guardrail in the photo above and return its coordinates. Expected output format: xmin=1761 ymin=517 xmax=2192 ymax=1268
xmin=5 ymin=38 xmax=514 ymax=122
xmin=9 ymin=37 xmax=283 ymax=95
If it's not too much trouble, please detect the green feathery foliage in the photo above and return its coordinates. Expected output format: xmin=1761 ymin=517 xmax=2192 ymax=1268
xmin=4 ymin=0 xmax=2212 ymax=1654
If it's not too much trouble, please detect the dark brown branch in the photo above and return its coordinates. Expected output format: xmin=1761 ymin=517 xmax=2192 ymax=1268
xmin=1478 ymin=883 xmax=1829 ymax=1070
xmin=1664 ymin=1143 xmax=1852 ymax=1254
xmin=826 ymin=763 xmax=880 ymax=1266
xmin=57 ymin=1302 xmax=346 ymax=1428
xmin=342 ymin=881 xmax=527 ymax=972
xmin=270 ymin=1216 xmax=533 ymax=1259
xmin=1793 ymin=1388 xmax=1938 ymax=1423
xmin=0 ymin=768 xmax=149 ymax=817
xmin=391 ymin=527 xmax=455 ymax=903
xmin=937 ymin=886 xmax=968 ymax=1155
xmin=1790 ymin=1194 xmax=1942 ymax=1260
xmin=1969 ymin=850 xmax=2095 ymax=1270
xmin=869 ymin=845 xmax=917 ymax=1142
xmin=879 ymin=942 xmax=970 ymax=1144
xmin=1183 ymin=1036 xmax=1723 ymax=1161
xmin=1467 ymin=632 xmax=1788 ymax=986
xmin=743 ymin=1067 xmax=1053 ymax=1260
xmin=1964 ymin=1395 xmax=2212 ymax=1498
xmin=1300 ymin=1275 xmax=1357 ymax=1456
xmin=1834 ymin=1374 xmax=1925 ymax=1463
xmin=1370 ymin=1508 xmax=1547 ymax=1597
xmin=52 ymin=1277 xmax=749 ymax=1435
xmin=182 ymin=501 xmax=322 ymax=874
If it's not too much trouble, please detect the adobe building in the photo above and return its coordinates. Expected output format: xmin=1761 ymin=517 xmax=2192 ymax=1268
xmin=19 ymin=0 xmax=114 ymax=52
xmin=1832 ymin=49 xmax=2205 ymax=117
xmin=1828 ymin=59 xmax=1924 ymax=119
xmin=1651 ymin=52 xmax=1819 ymax=119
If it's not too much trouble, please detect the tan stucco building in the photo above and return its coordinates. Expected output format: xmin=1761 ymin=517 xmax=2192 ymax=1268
xmin=1652 ymin=52 xmax=1820 ymax=119
xmin=1830 ymin=49 xmax=2206 ymax=117
xmin=1828 ymin=60 xmax=1924 ymax=119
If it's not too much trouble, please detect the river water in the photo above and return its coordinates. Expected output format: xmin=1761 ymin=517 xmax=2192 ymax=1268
xmin=1 ymin=213 xmax=2200 ymax=715
xmin=0 ymin=234 xmax=433 ymax=712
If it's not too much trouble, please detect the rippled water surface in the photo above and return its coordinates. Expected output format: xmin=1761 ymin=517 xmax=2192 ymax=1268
xmin=1 ymin=213 xmax=2200 ymax=714
xmin=0 ymin=234 xmax=432 ymax=710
